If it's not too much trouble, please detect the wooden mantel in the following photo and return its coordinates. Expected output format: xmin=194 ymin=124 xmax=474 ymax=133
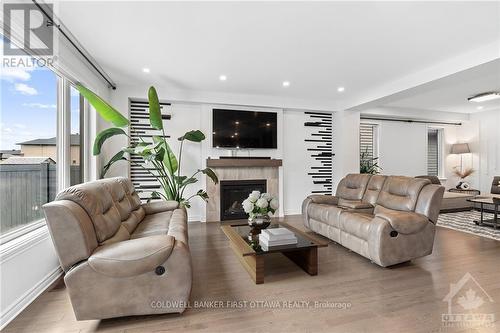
xmin=206 ymin=158 xmax=283 ymax=168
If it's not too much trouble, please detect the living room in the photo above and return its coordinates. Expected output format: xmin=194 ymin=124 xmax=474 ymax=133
xmin=1 ymin=1 xmax=499 ymax=332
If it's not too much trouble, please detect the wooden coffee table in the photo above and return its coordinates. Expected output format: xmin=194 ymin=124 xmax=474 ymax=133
xmin=221 ymin=222 xmax=327 ymax=284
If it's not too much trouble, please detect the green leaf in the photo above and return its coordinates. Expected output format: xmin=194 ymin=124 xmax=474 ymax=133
xmin=174 ymin=175 xmax=187 ymax=184
xmin=153 ymin=136 xmax=178 ymax=174
xmin=93 ymin=127 xmax=127 ymax=155
xmin=155 ymin=147 xmax=165 ymax=162
xmin=100 ymin=150 xmax=125 ymax=178
xmin=178 ymin=130 xmax=205 ymax=142
xmin=200 ymin=167 xmax=219 ymax=184
xmin=148 ymin=86 xmax=163 ymax=130
xmin=183 ymin=177 xmax=198 ymax=186
xmin=76 ymin=84 xmax=129 ymax=127
xmin=197 ymin=189 xmax=209 ymax=201
xmin=122 ymin=147 xmax=136 ymax=154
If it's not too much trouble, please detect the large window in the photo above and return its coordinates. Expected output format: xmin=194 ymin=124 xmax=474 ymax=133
xmin=427 ymin=128 xmax=443 ymax=177
xmin=0 ymin=54 xmax=85 ymax=240
xmin=0 ymin=65 xmax=59 ymax=237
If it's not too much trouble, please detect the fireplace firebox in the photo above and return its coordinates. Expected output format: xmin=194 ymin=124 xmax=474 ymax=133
xmin=220 ymin=179 xmax=267 ymax=220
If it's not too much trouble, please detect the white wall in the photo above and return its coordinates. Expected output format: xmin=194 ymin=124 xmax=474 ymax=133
xmin=332 ymin=110 xmax=360 ymax=189
xmin=470 ymin=109 xmax=500 ymax=194
xmin=376 ymin=120 xmax=428 ymax=176
xmin=360 ymin=114 xmax=480 ymax=189
xmin=106 ymin=84 xmax=342 ymax=219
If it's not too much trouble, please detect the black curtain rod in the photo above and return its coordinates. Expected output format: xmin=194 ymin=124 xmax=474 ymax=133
xmin=360 ymin=116 xmax=462 ymax=126
xmin=32 ymin=0 xmax=117 ymax=90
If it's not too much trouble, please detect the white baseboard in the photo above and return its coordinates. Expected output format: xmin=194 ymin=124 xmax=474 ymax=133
xmin=284 ymin=209 xmax=301 ymax=216
xmin=188 ymin=215 xmax=201 ymax=222
xmin=0 ymin=266 xmax=63 ymax=330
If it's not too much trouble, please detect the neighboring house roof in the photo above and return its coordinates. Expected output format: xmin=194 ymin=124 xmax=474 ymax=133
xmin=17 ymin=134 xmax=80 ymax=146
xmin=0 ymin=150 xmax=23 ymax=156
xmin=0 ymin=157 xmax=56 ymax=165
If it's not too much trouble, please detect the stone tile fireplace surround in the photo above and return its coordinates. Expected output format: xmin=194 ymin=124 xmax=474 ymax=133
xmin=205 ymin=158 xmax=283 ymax=222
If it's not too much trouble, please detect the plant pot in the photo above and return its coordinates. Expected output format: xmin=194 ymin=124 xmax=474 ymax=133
xmin=248 ymin=214 xmax=271 ymax=229
xmin=247 ymin=214 xmax=271 ymax=241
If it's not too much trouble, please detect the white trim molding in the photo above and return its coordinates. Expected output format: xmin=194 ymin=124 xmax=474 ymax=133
xmin=0 ymin=225 xmax=51 ymax=263
xmin=0 ymin=226 xmax=62 ymax=330
xmin=0 ymin=266 xmax=62 ymax=330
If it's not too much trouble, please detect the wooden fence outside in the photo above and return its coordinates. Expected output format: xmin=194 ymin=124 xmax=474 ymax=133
xmin=0 ymin=164 xmax=80 ymax=235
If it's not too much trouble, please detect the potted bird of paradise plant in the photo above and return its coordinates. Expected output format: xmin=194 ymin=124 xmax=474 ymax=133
xmin=76 ymin=84 xmax=218 ymax=208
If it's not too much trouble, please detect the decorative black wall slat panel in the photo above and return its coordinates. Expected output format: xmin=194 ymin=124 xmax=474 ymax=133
xmin=304 ymin=112 xmax=334 ymax=195
xmin=129 ymin=99 xmax=171 ymax=201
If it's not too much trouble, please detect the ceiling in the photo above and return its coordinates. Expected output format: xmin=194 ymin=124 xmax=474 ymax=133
xmin=57 ymin=1 xmax=500 ymax=111
xmin=382 ymin=59 xmax=500 ymax=113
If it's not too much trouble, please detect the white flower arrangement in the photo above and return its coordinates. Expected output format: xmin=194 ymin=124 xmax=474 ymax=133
xmin=242 ymin=191 xmax=279 ymax=218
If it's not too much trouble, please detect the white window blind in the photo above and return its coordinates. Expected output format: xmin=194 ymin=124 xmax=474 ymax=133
xmin=427 ymin=128 xmax=440 ymax=176
xmin=360 ymin=123 xmax=377 ymax=159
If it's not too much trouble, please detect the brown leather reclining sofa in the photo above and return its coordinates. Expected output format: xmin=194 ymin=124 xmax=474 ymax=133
xmin=302 ymin=174 xmax=444 ymax=267
xmin=43 ymin=177 xmax=192 ymax=320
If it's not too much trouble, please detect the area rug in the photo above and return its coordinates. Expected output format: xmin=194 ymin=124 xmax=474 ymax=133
xmin=437 ymin=210 xmax=500 ymax=241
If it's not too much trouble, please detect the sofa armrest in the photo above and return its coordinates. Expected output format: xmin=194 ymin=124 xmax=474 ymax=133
xmin=307 ymin=195 xmax=339 ymax=206
xmin=88 ymin=235 xmax=174 ymax=277
xmin=375 ymin=210 xmax=430 ymax=235
xmin=142 ymin=200 xmax=179 ymax=215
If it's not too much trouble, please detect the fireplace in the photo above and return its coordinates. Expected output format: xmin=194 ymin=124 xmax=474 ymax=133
xmin=220 ymin=179 xmax=267 ymax=220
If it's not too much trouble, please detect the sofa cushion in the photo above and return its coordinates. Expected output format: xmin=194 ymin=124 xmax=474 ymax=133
xmin=336 ymin=174 xmax=371 ymax=201
xmin=104 ymin=179 xmax=132 ymax=221
xmin=100 ymin=225 xmax=131 ymax=245
xmin=415 ymin=175 xmax=441 ymax=185
xmin=56 ymin=180 xmax=123 ymax=243
xmin=362 ymin=175 xmax=387 ymax=205
xmin=376 ymin=176 xmax=430 ymax=212
xmin=339 ymin=212 xmax=373 ymax=240
xmin=131 ymin=210 xmax=173 ymax=239
xmin=491 ymin=176 xmax=500 ymax=195
xmin=116 ymin=177 xmax=142 ymax=211
xmin=88 ymin=235 xmax=174 ymax=278
xmin=307 ymin=204 xmax=343 ymax=228
xmin=440 ymin=191 xmax=473 ymax=212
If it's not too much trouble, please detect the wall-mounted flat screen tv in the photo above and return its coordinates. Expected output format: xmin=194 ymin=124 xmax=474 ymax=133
xmin=212 ymin=109 xmax=277 ymax=149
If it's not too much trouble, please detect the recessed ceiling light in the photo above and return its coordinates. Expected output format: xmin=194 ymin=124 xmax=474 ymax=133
xmin=282 ymin=81 xmax=290 ymax=87
xmin=468 ymin=92 xmax=500 ymax=102
xmin=219 ymin=75 xmax=227 ymax=81
xmin=337 ymin=87 xmax=345 ymax=92
xmin=477 ymin=106 xmax=484 ymax=110
xmin=142 ymin=68 xmax=150 ymax=73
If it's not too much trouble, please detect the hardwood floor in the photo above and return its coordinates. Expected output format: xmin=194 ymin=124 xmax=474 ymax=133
xmin=4 ymin=215 xmax=500 ymax=333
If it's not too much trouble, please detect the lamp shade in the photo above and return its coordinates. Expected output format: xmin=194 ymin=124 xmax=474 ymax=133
xmin=450 ymin=143 xmax=470 ymax=155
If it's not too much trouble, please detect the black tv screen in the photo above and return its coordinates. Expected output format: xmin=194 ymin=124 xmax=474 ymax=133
xmin=212 ymin=109 xmax=277 ymax=149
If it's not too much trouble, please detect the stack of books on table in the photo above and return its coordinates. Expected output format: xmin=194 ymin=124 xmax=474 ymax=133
xmin=259 ymin=228 xmax=298 ymax=248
